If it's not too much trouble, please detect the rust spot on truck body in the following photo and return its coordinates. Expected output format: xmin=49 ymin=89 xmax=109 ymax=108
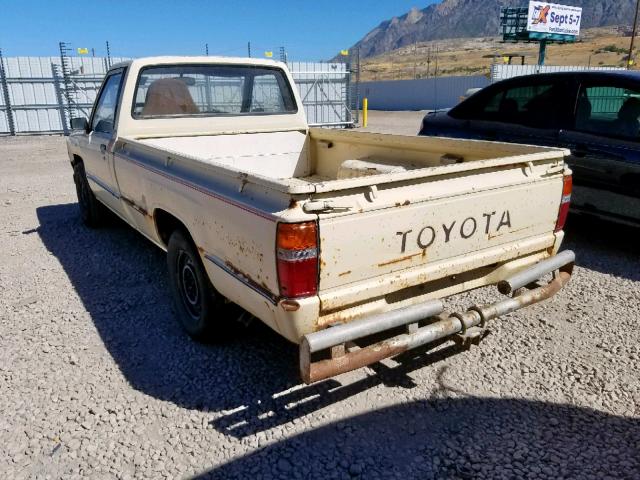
xmin=304 ymin=339 xmax=408 ymax=383
xmin=288 ymin=198 xmax=299 ymax=209
xmin=224 ymin=259 xmax=279 ymax=304
xmin=378 ymin=251 xmax=425 ymax=268
xmin=488 ymin=226 xmax=530 ymax=240
xmin=317 ymin=305 xmax=376 ymax=328
xmin=121 ymin=196 xmax=151 ymax=218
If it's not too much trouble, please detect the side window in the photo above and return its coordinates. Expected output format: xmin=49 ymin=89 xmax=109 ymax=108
xmin=450 ymin=85 xmax=507 ymax=119
xmin=452 ymin=81 xmax=573 ymax=129
xmin=480 ymin=88 xmax=506 ymax=115
xmin=575 ymin=83 xmax=640 ymax=140
xmin=92 ymin=72 xmax=123 ymax=134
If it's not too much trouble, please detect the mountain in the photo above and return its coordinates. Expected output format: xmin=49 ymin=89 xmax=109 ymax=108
xmin=345 ymin=0 xmax=636 ymax=59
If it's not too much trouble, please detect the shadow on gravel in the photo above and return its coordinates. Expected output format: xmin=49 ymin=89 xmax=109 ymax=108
xmin=35 ymin=203 xmax=469 ymax=438
xmin=564 ymin=214 xmax=639 ymax=281
xmin=196 ymin=397 xmax=640 ymax=480
xmin=36 ymin=203 xmax=639 ymax=451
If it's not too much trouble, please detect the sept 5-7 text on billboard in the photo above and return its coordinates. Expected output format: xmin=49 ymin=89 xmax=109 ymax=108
xmin=527 ymin=2 xmax=582 ymax=37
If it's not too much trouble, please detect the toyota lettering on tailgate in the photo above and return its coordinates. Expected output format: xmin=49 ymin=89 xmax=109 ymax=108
xmin=395 ymin=210 xmax=512 ymax=253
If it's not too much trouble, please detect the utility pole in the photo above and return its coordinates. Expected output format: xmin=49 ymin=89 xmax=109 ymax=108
xmin=205 ymin=43 xmax=209 ymax=56
xmin=538 ymin=40 xmax=547 ymax=66
xmin=247 ymin=42 xmax=251 ymax=58
xmin=58 ymin=42 xmax=76 ymax=127
xmin=0 ymin=47 xmax=16 ymax=135
xmin=434 ymin=44 xmax=439 ymax=78
xmin=628 ymin=0 xmax=640 ymax=69
xmin=106 ymin=41 xmax=111 ymax=68
xmin=426 ymin=47 xmax=431 ymax=78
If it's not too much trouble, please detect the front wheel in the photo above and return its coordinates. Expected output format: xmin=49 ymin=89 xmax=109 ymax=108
xmin=166 ymin=230 xmax=237 ymax=341
xmin=72 ymin=162 xmax=105 ymax=227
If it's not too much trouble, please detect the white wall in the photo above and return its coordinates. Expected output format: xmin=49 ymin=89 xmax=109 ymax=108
xmin=361 ymin=76 xmax=490 ymax=111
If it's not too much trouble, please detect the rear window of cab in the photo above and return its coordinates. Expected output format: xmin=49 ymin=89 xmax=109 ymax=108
xmin=132 ymin=65 xmax=298 ymax=118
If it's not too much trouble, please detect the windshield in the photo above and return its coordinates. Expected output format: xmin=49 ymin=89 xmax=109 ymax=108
xmin=132 ymin=65 xmax=297 ymax=118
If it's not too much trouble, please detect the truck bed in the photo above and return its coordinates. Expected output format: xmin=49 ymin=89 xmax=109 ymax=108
xmin=130 ymin=128 xmax=568 ymax=195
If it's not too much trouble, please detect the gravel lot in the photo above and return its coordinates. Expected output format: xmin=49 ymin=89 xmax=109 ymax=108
xmin=1 ymin=129 xmax=639 ymax=480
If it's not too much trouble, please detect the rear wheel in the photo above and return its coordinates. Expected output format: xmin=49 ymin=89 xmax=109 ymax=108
xmin=167 ymin=229 xmax=238 ymax=341
xmin=72 ymin=162 xmax=105 ymax=227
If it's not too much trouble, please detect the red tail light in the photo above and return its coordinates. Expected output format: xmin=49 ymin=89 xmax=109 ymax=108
xmin=277 ymin=222 xmax=319 ymax=298
xmin=555 ymin=174 xmax=572 ymax=232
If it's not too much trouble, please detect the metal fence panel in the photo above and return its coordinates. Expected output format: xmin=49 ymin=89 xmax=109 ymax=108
xmin=288 ymin=61 xmax=355 ymax=127
xmin=0 ymin=56 xmax=356 ymax=135
xmin=0 ymin=56 xmax=130 ymax=134
xmin=0 ymin=54 xmax=10 ymax=134
xmin=491 ymin=64 xmax=625 ymax=82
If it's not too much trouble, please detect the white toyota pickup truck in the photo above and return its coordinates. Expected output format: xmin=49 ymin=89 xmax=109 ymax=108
xmin=66 ymin=57 xmax=575 ymax=383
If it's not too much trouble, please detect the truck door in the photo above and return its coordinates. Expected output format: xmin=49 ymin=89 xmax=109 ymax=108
xmin=83 ymin=69 xmax=125 ymax=213
xmin=559 ymin=80 xmax=640 ymax=223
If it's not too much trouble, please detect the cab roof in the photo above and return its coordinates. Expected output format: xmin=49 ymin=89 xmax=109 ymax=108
xmin=108 ymin=56 xmax=286 ymax=73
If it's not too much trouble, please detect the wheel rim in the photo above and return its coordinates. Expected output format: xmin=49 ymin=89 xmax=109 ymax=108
xmin=177 ymin=250 xmax=201 ymax=320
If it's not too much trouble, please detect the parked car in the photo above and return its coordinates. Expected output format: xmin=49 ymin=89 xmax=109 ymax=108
xmin=420 ymin=71 xmax=640 ymax=227
xmin=66 ymin=57 xmax=574 ymax=383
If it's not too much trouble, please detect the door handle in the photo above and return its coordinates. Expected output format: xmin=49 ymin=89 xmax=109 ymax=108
xmin=100 ymin=144 xmax=107 ymax=154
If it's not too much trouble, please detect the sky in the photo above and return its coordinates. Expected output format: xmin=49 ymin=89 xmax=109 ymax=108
xmin=0 ymin=0 xmax=439 ymax=61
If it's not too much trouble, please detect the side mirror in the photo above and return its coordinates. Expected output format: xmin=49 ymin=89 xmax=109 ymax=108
xmin=70 ymin=117 xmax=89 ymax=131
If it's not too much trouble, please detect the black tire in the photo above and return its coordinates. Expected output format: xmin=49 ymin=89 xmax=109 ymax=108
xmin=72 ymin=162 xmax=105 ymax=228
xmin=167 ymin=229 xmax=237 ymax=341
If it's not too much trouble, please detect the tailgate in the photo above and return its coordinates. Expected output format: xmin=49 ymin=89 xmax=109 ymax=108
xmin=318 ymin=161 xmax=565 ymax=304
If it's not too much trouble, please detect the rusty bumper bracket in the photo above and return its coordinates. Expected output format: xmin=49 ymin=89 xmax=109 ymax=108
xmin=300 ymin=250 xmax=575 ymax=384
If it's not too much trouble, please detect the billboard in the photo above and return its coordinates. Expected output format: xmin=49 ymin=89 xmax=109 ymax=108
xmin=527 ymin=2 xmax=582 ymax=36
